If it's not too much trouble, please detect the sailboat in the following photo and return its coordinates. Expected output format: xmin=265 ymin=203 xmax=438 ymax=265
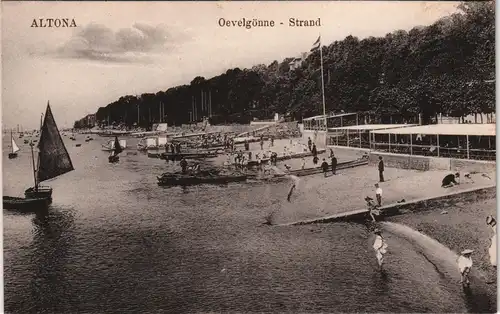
xmin=8 ymin=131 xmax=20 ymax=159
xmin=108 ymin=136 xmax=123 ymax=163
xmin=24 ymin=102 xmax=74 ymax=202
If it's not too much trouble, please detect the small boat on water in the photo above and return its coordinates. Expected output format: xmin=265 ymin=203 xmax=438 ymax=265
xmin=108 ymin=136 xmax=123 ymax=163
xmin=24 ymin=101 xmax=75 ymax=203
xmin=137 ymin=136 xmax=167 ymax=151
xmin=157 ymin=170 xmax=247 ymax=186
xmin=8 ymin=131 xmax=20 ymax=159
xmin=248 ymin=158 xmax=369 ymax=180
xmin=3 ymin=196 xmax=49 ymax=212
xmin=24 ymin=139 xmax=29 ymax=144
xmin=75 ymin=143 xmax=82 ymax=147
xmin=158 ymin=152 xmax=218 ymax=160
xmin=102 ymin=139 xmax=127 ymax=152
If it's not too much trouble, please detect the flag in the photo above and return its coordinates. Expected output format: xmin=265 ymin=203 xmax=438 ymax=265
xmin=310 ymin=36 xmax=321 ymax=52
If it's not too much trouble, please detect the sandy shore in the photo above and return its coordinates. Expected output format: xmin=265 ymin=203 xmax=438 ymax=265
xmin=270 ymin=163 xmax=496 ymax=224
xmin=387 ymin=193 xmax=497 ymax=310
xmin=389 ymin=196 xmax=497 ymax=279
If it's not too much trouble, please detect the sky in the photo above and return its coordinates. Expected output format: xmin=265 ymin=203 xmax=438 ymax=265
xmin=2 ymin=1 xmax=460 ymax=130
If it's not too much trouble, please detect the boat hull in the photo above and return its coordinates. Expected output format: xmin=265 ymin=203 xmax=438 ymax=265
xmin=3 ymin=196 xmax=49 ymax=212
xmin=25 ymin=186 xmax=53 ymax=203
xmin=159 ymin=152 xmax=218 ymax=160
xmin=157 ymin=174 xmax=247 ymax=186
xmin=8 ymin=153 xmax=18 ymax=159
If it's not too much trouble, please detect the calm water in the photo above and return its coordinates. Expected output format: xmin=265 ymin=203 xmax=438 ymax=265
xmin=2 ymin=135 xmax=494 ymax=313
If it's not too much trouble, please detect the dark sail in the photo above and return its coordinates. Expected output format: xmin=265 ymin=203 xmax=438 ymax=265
xmin=113 ymin=136 xmax=123 ymax=155
xmin=37 ymin=103 xmax=74 ymax=182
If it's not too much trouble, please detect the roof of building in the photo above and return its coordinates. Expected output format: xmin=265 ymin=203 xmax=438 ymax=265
xmin=371 ymin=123 xmax=496 ymax=136
xmin=329 ymin=124 xmax=416 ymax=131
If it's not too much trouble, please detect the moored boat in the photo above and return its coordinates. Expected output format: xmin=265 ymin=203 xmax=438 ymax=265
xmin=157 ymin=170 xmax=247 ymax=186
xmin=24 ymin=102 xmax=75 ymax=203
xmin=137 ymin=136 xmax=167 ymax=151
xmin=8 ymin=131 xmax=20 ymax=159
xmin=159 ymin=152 xmax=218 ymax=160
xmin=102 ymin=139 xmax=127 ymax=152
xmin=108 ymin=136 xmax=123 ymax=163
xmin=3 ymin=196 xmax=49 ymax=212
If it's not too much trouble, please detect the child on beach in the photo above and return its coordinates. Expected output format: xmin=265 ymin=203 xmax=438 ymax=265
xmin=365 ymin=196 xmax=381 ymax=222
xmin=373 ymin=229 xmax=388 ymax=270
xmin=457 ymin=249 xmax=473 ymax=287
xmin=375 ymin=183 xmax=383 ymax=206
xmin=486 ymin=216 xmax=497 ymax=268
xmin=442 ymin=173 xmax=459 ymax=188
xmin=321 ymin=159 xmax=329 ymax=177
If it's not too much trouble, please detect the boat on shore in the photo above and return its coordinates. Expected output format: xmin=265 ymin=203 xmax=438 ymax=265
xmin=157 ymin=151 xmax=219 ymax=160
xmin=248 ymin=158 xmax=369 ymax=180
xmin=239 ymin=149 xmax=327 ymax=168
xmin=137 ymin=136 xmax=167 ymax=151
xmin=3 ymin=196 xmax=49 ymax=212
xmin=157 ymin=170 xmax=247 ymax=186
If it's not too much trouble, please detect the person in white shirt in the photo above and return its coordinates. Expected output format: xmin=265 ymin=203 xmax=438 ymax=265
xmin=373 ymin=229 xmax=388 ymax=270
xmin=457 ymin=249 xmax=473 ymax=286
xmin=375 ymin=183 xmax=383 ymax=206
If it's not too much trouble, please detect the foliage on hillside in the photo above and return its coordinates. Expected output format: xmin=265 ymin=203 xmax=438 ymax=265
xmin=75 ymin=2 xmax=494 ymax=128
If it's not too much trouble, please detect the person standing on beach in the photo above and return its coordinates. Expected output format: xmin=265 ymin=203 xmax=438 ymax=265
xmin=486 ymin=216 xmax=497 ymax=268
xmin=301 ymin=157 xmax=306 ymax=170
xmin=457 ymin=249 xmax=473 ymax=286
xmin=375 ymin=183 xmax=383 ymax=206
xmin=260 ymin=137 xmax=264 ymax=150
xmin=308 ymin=137 xmax=312 ymax=152
xmin=378 ymin=156 xmax=385 ymax=182
xmin=312 ymin=143 xmax=318 ymax=158
xmin=373 ymin=229 xmax=388 ymax=270
xmin=321 ymin=159 xmax=329 ymax=177
xmin=331 ymin=154 xmax=337 ymax=175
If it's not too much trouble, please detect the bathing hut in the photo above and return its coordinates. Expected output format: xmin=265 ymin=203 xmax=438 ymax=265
xmin=370 ymin=124 xmax=496 ymax=161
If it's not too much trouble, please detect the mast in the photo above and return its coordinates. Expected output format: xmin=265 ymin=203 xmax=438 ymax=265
xmin=30 ymin=141 xmax=38 ymax=190
xmin=319 ymin=34 xmax=326 ymax=128
xmin=10 ymin=131 xmax=13 ymax=153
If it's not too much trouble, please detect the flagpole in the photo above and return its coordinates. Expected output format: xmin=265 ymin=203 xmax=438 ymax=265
xmin=319 ymin=34 xmax=326 ymax=130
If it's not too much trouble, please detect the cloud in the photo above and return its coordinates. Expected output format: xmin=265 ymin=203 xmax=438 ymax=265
xmin=52 ymin=23 xmax=189 ymax=63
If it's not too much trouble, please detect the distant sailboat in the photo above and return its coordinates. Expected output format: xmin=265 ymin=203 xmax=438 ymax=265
xmin=102 ymin=139 xmax=127 ymax=152
xmin=8 ymin=131 xmax=20 ymax=159
xmin=24 ymin=102 xmax=74 ymax=202
xmin=108 ymin=136 xmax=123 ymax=163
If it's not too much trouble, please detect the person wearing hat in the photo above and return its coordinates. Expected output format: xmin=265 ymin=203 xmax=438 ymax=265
xmin=373 ymin=229 xmax=388 ymax=270
xmin=486 ymin=216 xmax=497 ymax=268
xmin=457 ymin=249 xmax=473 ymax=286
xmin=365 ymin=196 xmax=380 ymax=222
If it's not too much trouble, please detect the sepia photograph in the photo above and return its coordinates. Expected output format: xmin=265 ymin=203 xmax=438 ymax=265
xmin=2 ymin=1 xmax=496 ymax=313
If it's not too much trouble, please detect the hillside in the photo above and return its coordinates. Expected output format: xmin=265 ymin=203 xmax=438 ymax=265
xmin=74 ymin=2 xmax=494 ymax=129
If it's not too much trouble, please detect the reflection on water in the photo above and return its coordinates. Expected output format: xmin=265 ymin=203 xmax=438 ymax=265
xmin=3 ymin=136 xmax=496 ymax=313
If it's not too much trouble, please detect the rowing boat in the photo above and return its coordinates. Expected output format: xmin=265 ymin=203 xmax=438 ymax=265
xmin=247 ymin=158 xmax=368 ymax=180
xmin=157 ymin=172 xmax=247 ymax=186
xmin=3 ymin=196 xmax=49 ymax=212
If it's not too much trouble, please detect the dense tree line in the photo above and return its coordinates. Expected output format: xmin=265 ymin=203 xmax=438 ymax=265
xmin=75 ymin=2 xmax=494 ymax=129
